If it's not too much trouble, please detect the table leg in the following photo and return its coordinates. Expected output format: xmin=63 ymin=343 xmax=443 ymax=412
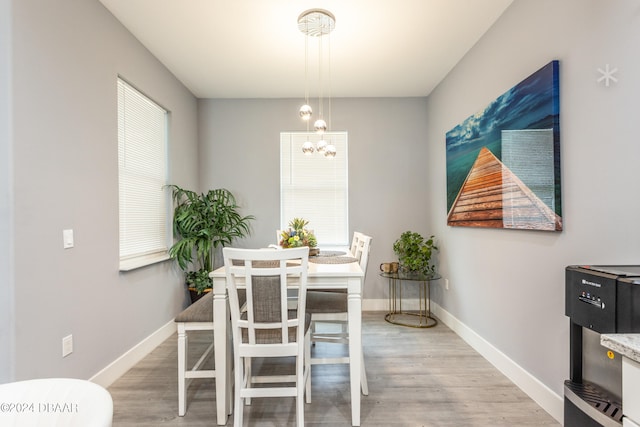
xmin=347 ymin=276 xmax=362 ymax=426
xmin=388 ymin=278 xmax=392 ymax=315
xmin=387 ymin=277 xmax=396 ymax=321
xmin=213 ymin=278 xmax=229 ymax=425
xmin=426 ymin=280 xmax=431 ymax=320
xmin=419 ymin=280 xmax=425 ymax=325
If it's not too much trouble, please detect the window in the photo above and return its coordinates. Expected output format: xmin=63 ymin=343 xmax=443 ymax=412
xmin=280 ymin=132 xmax=348 ymax=246
xmin=117 ymin=78 xmax=169 ymax=270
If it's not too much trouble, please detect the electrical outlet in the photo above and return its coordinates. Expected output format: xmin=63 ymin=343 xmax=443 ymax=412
xmin=62 ymin=334 xmax=73 ymax=357
xmin=445 ymin=278 xmax=450 ymax=290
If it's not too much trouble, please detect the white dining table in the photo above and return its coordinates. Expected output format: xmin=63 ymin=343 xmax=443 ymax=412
xmin=210 ymin=257 xmax=364 ymax=426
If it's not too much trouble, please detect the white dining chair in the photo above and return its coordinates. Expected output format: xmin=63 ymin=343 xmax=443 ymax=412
xmin=306 ymin=232 xmax=372 ymax=395
xmin=223 ymin=246 xmax=311 ymax=427
xmin=349 ymin=231 xmax=365 ymax=257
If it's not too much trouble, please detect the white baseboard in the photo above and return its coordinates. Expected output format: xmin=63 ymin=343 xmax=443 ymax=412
xmin=429 ymin=301 xmax=563 ymax=424
xmin=363 ymin=298 xmax=440 ymax=312
xmin=89 ymin=320 xmax=176 ymax=388
xmin=363 ymin=298 xmax=388 ymax=311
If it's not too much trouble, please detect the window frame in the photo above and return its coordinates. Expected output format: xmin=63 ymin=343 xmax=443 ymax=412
xmin=280 ymin=131 xmax=349 ymax=246
xmin=117 ymin=77 xmax=171 ymax=271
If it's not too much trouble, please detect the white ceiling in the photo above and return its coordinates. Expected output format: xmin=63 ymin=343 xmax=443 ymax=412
xmin=99 ymin=0 xmax=513 ymax=99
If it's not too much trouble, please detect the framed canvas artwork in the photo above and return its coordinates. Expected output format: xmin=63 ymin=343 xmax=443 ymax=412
xmin=445 ymin=60 xmax=561 ymax=231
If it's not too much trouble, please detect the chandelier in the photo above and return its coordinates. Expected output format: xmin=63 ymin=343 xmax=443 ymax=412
xmin=298 ymin=9 xmax=337 ymax=158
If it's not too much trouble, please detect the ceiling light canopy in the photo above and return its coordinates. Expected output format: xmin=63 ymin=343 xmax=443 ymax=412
xmin=297 ymin=8 xmax=335 ymax=37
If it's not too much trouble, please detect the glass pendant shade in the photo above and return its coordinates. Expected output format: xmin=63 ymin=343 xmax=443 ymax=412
xmin=314 ymin=119 xmax=327 ymax=134
xmin=316 ymin=139 xmax=327 ymax=152
xmin=302 ymin=140 xmax=315 ymax=155
xmin=324 ymin=144 xmax=337 ymax=158
xmin=299 ymin=104 xmax=312 ymax=121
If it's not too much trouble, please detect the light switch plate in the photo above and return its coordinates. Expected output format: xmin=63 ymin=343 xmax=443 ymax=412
xmin=63 ymin=229 xmax=74 ymax=249
xmin=62 ymin=334 xmax=73 ymax=357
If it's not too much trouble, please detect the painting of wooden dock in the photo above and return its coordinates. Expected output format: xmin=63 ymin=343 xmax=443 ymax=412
xmin=447 ymin=147 xmax=562 ymax=230
xmin=446 ymin=60 xmax=561 ymax=231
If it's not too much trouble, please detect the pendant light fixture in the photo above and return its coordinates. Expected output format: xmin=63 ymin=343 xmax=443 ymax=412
xmin=298 ymin=9 xmax=336 ymax=157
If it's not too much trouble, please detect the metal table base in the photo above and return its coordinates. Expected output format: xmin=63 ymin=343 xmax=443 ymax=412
xmin=382 ymin=271 xmax=440 ymax=328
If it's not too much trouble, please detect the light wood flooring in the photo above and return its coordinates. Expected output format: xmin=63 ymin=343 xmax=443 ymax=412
xmin=108 ymin=312 xmax=560 ymax=426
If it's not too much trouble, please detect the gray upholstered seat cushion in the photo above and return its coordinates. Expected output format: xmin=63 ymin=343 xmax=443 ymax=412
xmin=175 ymin=291 xmax=214 ymax=323
xmin=174 ymin=290 xmax=246 ymax=323
xmin=306 ymin=290 xmax=348 ymax=314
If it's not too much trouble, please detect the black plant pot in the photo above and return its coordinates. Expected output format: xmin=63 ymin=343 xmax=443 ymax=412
xmin=189 ymin=288 xmax=211 ymax=304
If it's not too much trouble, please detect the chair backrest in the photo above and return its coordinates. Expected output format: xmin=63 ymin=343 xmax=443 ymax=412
xmin=223 ymin=247 xmax=309 ymax=355
xmin=349 ymin=231 xmax=365 ymax=257
xmin=352 ymin=233 xmax=372 ymax=281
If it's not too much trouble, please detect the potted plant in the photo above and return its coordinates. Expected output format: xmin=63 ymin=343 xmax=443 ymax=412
xmin=393 ymin=231 xmax=438 ymax=275
xmin=279 ymin=218 xmax=319 ymax=255
xmin=168 ymin=185 xmax=255 ymax=302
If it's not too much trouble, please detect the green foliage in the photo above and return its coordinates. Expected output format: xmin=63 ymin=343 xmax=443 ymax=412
xmin=167 ymin=185 xmax=255 ymax=292
xmin=279 ymin=217 xmax=317 ymax=248
xmin=289 ymin=218 xmax=309 ymax=231
xmin=185 ymin=269 xmax=212 ymax=295
xmin=392 ymin=231 xmax=438 ymax=274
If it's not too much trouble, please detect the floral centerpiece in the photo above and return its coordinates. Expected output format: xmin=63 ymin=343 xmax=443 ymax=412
xmin=280 ymin=218 xmax=319 ymax=255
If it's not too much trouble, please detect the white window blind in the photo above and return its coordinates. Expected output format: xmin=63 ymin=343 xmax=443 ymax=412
xmin=280 ymin=132 xmax=349 ymax=246
xmin=117 ymin=78 xmax=169 ymax=270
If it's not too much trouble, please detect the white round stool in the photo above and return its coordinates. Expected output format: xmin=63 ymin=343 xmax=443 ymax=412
xmin=0 ymin=378 xmax=113 ymax=426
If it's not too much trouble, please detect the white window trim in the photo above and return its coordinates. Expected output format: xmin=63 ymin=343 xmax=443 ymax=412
xmin=117 ymin=78 xmax=171 ymax=271
xmin=119 ymin=252 xmax=171 ymax=272
xmin=280 ymin=131 xmax=349 ymax=246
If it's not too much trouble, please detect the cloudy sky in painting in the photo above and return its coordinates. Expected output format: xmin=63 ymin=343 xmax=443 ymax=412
xmin=446 ymin=61 xmax=558 ymax=152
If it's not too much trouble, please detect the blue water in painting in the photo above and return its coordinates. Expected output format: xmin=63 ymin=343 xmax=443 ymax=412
xmin=445 ymin=60 xmax=560 ymax=215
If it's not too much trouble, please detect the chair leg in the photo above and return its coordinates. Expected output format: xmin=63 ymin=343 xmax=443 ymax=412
xmin=244 ymin=357 xmax=252 ymax=405
xmin=297 ymin=336 xmax=307 ymax=427
xmin=234 ymin=354 xmax=243 ymax=427
xmin=305 ymin=332 xmax=311 ymax=404
xmin=177 ymin=324 xmax=187 ymax=416
xmin=309 ymin=319 xmax=369 ymax=395
xmin=360 ymin=349 xmax=369 ymax=395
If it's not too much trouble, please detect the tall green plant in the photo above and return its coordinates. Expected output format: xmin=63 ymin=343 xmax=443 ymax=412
xmin=168 ymin=185 xmax=255 ymax=292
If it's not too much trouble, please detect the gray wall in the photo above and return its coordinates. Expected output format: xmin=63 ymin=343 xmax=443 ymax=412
xmin=198 ymin=97 xmax=431 ymax=298
xmin=426 ymin=0 xmax=640 ymax=397
xmin=5 ymin=0 xmax=199 ymax=381
xmin=0 ymin=0 xmax=13 ymax=382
